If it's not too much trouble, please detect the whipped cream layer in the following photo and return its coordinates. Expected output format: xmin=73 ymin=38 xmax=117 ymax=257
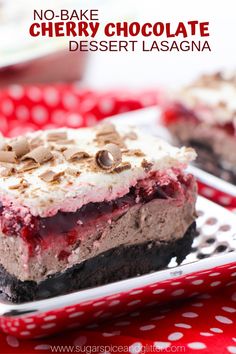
xmin=178 ymin=71 xmax=236 ymax=125
xmin=0 ymin=124 xmax=196 ymax=217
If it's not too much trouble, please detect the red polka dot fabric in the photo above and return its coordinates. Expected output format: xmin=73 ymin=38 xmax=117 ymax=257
xmin=0 ymin=85 xmax=236 ymax=354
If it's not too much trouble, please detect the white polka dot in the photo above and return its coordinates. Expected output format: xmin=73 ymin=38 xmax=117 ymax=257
xmin=171 ymin=282 xmax=181 ymax=286
xmin=41 ymin=323 xmax=56 ymax=329
xmin=52 ymin=110 xmax=65 ymax=125
xmin=128 ymin=300 xmax=141 ymax=306
xmin=9 ymin=85 xmax=24 ymax=99
xmin=200 ymin=332 xmax=214 ymax=337
xmin=219 ymin=196 xmax=232 ymax=205
xmin=68 ymin=311 xmax=84 ymax=318
xmin=215 ymin=315 xmax=233 ymax=324
xmin=27 ymin=324 xmax=36 ymax=329
xmin=85 ymin=114 xmax=97 ymax=127
xmin=23 ymin=318 xmax=34 ymax=323
xmin=93 ymin=301 xmax=105 ymax=307
xmin=182 ymin=312 xmax=198 ymax=318
xmin=140 ymin=324 xmax=156 ymax=331
xmin=231 ymin=272 xmax=236 ymax=277
xmin=67 ymin=113 xmax=83 ymax=127
xmin=109 ymin=300 xmax=120 ymax=307
xmin=32 ymin=105 xmax=48 ymax=124
xmin=171 ymin=289 xmax=185 ymax=296
xmin=192 ymin=302 xmax=204 ymax=307
xmin=233 ymin=338 xmax=236 ymax=342
xmin=99 ymin=98 xmax=114 ymax=114
xmin=152 ymin=315 xmax=165 ymax=321
xmin=168 ymin=332 xmax=183 ymax=341
xmin=202 ymin=187 xmax=214 ymax=197
xmin=192 ymin=280 xmax=204 ymax=285
xmin=209 ymin=272 xmax=220 ymax=277
xmin=44 ymin=88 xmax=60 ymax=106
xmin=102 ymin=331 xmax=121 ymax=337
xmin=153 ymin=289 xmax=165 ymax=295
xmin=154 ymin=342 xmax=170 ymax=349
xmin=115 ymin=321 xmax=131 ymax=326
xmin=222 ymin=307 xmax=236 ymax=313
xmin=130 ymin=290 xmax=143 ymax=295
xmin=227 ymin=347 xmax=236 ymax=354
xmin=6 ymin=336 xmax=19 ymax=348
xmin=188 ymin=342 xmax=206 ymax=349
xmin=232 ymin=293 xmax=236 ymax=302
xmin=44 ymin=315 xmax=57 ymax=321
xmin=73 ymin=336 xmax=87 ymax=346
xmin=210 ymin=327 xmax=223 ymax=333
xmin=211 ymin=281 xmax=221 ymax=287
xmin=20 ymin=331 xmax=30 ymax=336
xmin=175 ymin=323 xmax=192 ymax=329
xmin=35 ymin=344 xmax=51 ymax=350
xmin=63 ymin=93 xmax=78 ymax=109
xmin=65 ymin=307 xmax=76 ymax=313
xmin=27 ymin=87 xmax=42 ymax=101
xmin=94 ymin=310 xmax=103 ymax=318
xmin=129 ymin=342 xmax=142 ymax=354
xmin=15 ymin=105 xmax=29 ymax=122
xmin=2 ymin=99 xmax=14 ymax=115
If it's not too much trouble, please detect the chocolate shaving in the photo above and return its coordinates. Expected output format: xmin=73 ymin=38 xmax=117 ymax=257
xmin=0 ymin=167 xmax=16 ymax=177
xmin=55 ymin=139 xmax=75 ymax=145
xmin=63 ymin=148 xmax=90 ymax=161
xmin=124 ymin=149 xmax=145 ymax=157
xmin=39 ymin=170 xmax=64 ymax=183
xmin=22 ymin=146 xmax=53 ymax=164
xmin=30 ymin=137 xmax=44 ymax=149
xmin=95 ymin=144 xmax=122 ymax=170
xmin=0 ymin=151 xmax=17 ymax=163
xmin=9 ymin=179 xmax=29 ymax=190
xmin=18 ymin=161 xmax=40 ymax=173
xmin=141 ymin=159 xmax=153 ymax=172
xmin=123 ymin=132 xmax=138 ymax=140
xmin=96 ymin=123 xmax=116 ymax=136
xmin=65 ymin=167 xmax=81 ymax=177
xmin=8 ymin=137 xmax=30 ymax=158
xmin=113 ymin=162 xmax=131 ymax=173
xmin=47 ymin=132 xmax=68 ymax=141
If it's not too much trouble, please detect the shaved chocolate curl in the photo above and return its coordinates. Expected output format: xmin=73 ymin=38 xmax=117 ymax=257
xmin=0 ymin=151 xmax=17 ymax=163
xmin=47 ymin=132 xmax=68 ymax=141
xmin=8 ymin=137 xmax=30 ymax=158
xmin=22 ymin=146 xmax=53 ymax=164
xmin=95 ymin=143 xmax=122 ymax=170
xmin=39 ymin=170 xmax=64 ymax=182
xmin=63 ymin=148 xmax=90 ymax=161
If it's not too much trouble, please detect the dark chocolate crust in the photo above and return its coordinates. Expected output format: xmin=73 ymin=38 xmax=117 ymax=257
xmin=0 ymin=222 xmax=197 ymax=303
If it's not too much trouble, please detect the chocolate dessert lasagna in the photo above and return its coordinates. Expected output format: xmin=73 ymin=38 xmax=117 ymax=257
xmin=162 ymin=72 xmax=236 ymax=183
xmin=0 ymin=123 xmax=197 ymax=302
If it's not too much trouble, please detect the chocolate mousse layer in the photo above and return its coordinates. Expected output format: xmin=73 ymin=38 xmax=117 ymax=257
xmin=0 ymin=222 xmax=197 ymax=303
xmin=168 ymin=120 xmax=236 ymax=183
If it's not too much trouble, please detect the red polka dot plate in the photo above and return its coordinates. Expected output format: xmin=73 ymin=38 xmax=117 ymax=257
xmin=0 ymin=196 xmax=235 ymax=339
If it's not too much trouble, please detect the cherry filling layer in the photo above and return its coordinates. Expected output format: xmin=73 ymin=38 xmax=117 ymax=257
xmin=163 ymin=103 xmax=236 ymax=136
xmin=0 ymin=172 xmax=195 ymax=257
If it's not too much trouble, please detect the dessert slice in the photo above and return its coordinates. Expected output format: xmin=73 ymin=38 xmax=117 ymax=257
xmin=162 ymin=72 xmax=236 ymax=183
xmin=0 ymin=123 xmax=197 ymax=303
